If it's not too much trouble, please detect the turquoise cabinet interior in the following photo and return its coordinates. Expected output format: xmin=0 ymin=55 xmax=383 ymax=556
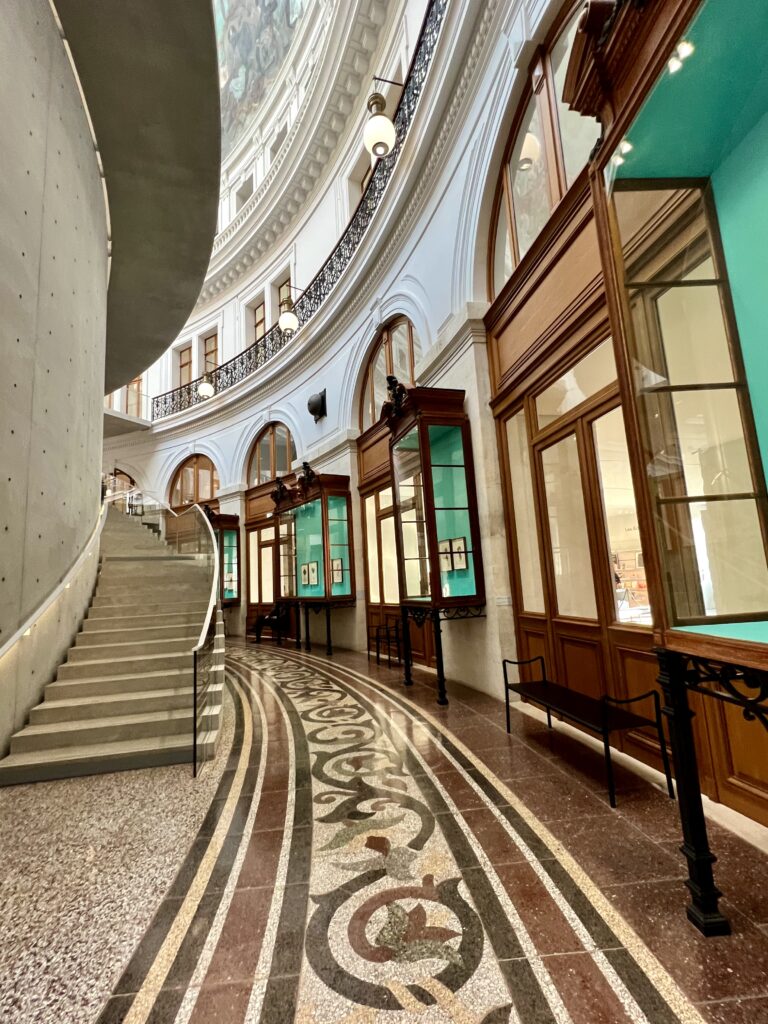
xmin=222 ymin=528 xmax=239 ymax=601
xmin=327 ymin=494 xmax=352 ymax=597
xmin=393 ymin=427 xmax=431 ymax=600
xmin=294 ymin=499 xmax=325 ymax=598
xmin=428 ymin=425 xmax=477 ymax=599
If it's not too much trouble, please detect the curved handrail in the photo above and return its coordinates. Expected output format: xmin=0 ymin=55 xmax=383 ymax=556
xmin=117 ymin=490 xmax=220 ymax=652
xmin=0 ymin=489 xmax=138 ymax=664
xmin=151 ymin=0 xmax=449 ymax=421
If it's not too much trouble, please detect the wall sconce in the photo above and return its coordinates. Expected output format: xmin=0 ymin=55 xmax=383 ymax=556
xmin=307 ymin=389 xmax=327 ymax=422
xmin=278 ymin=284 xmax=306 ymax=336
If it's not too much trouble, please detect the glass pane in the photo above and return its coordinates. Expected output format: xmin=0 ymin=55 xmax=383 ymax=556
xmin=536 ymin=339 xmax=617 ymax=428
xmin=198 ymin=464 xmax=212 ymax=501
xmin=654 ymin=279 xmax=733 ymax=385
xmin=248 ymin=532 xmax=260 ymax=604
xmin=171 ymin=477 xmax=182 ymax=508
xmin=671 ymin=390 xmax=753 ymax=496
xmin=381 ymin=515 xmax=399 ymax=604
xmin=222 ymin=529 xmax=238 ymax=600
xmin=593 ymin=408 xmax=651 ymax=625
xmin=393 ymin=427 xmax=430 ymax=600
xmin=659 ymin=499 xmax=768 ymax=617
xmin=510 ymin=96 xmax=553 ymax=260
xmin=541 ymin=434 xmax=597 ymax=618
xmin=411 ymin=327 xmax=422 ymax=367
xmin=429 ymin=425 xmax=476 ymax=599
xmin=261 ymin=527 xmax=275 ymax=542
xmin=261 ymin=544 xmax=274 ymax=605
xmin=365 ymin=495 xmax=380 ymax=603
xmin=428 ymin=425 xmax=465 ymax=466
xmin=493 ymin=207 xmax=513 ymax=295
xmin=506 ymin=412 xmax=544 ymax=612
xmin=372 ymin=347 xmax=388 ymax=424
xmin=275 ymin=428 xmax=289 ymax=474
xmin=181 ymin=465 xmax=195 ymax=505
xmin=551 ymin=10 xmax=601 ymax=188
xmin=295 ymin=499 xmax=325 ymax=597
xmin=279 ymin=514 xmax=295 ymax=598
xmin=391 ymin=323 xmax=412 ymax=384
xmin=379 ymin=487 xmax=393 ymax=511
xmin=259 ymin=433 xmax=272 ymax=483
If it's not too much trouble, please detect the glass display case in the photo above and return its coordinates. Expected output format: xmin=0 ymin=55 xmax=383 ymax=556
xmin=270 ymin=467 xmax=355 ymax=653
xmin=209 ymin=513 xmax=240 ymax=606
xmin=387 ymin=382 xmax=485 ymax=703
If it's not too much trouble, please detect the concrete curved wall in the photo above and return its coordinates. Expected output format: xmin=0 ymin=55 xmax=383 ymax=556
xmin=0 ymin=0 xmax=108 ymax=646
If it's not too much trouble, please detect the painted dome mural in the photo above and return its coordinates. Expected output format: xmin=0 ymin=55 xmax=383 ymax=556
xmin=214 ymin=0 xmax=307 ymax=157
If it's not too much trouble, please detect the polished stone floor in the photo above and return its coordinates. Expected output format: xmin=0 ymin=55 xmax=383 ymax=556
xmin=2 ymin=644 xmax=768 ymax=1023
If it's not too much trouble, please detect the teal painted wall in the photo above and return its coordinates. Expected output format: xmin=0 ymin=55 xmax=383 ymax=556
xmin=711 ymin=110 xmax=768 ymax=477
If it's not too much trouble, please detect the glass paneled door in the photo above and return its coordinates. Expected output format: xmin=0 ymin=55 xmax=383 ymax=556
xmin=503 ymin=338 xmax=668 ymax=776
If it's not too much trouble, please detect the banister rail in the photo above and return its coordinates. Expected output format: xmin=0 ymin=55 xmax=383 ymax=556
xmin=151 ymin=0 xmax=449 ymax=421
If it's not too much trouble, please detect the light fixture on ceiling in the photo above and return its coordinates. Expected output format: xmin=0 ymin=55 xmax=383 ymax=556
xmin=197 ymin=373 xmax=215 ymax=399
xmin=668 ymin=38 xmax=695 ymax=74
xmin=518 ymin=131 xmax=541 ymax=171
xmin=363 ymin=76 xmax=403 ymax=158
xmin=278 ymin=284 xmax=306 ymax=336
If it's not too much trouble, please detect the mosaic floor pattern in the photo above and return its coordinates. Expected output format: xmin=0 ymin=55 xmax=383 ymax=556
xmin=91 ymin=647 xmax=724 ymax=1024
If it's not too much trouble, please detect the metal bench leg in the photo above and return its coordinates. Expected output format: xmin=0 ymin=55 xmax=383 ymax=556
xmin=603 ymin=730 xmax=617 ymax=808
xmin=505 ymin=684 xmax=511 ymax=734
xmin=546 ymin=708 xmax=552 ymax=729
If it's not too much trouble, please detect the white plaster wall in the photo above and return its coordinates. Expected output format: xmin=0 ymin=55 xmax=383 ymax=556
xmin=0 ymin=0 xmax=108 ymax=744
xmin=105 ymin=0 xmax=559 ymax=702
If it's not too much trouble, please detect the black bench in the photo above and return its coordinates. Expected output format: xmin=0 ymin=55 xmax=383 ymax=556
xmin=367 ymin=622 xmax=401 ymax=666
xmin=503 ymin=656 xmax=675 ymax=808
xmin=252 ymin=602 xmax=292 ymax=645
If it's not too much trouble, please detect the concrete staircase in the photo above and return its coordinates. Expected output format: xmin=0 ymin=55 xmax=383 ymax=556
xmin=0 ymin=506 xmax=224 ymax=785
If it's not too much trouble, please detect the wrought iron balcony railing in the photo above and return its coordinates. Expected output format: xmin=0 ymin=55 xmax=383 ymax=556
xmin=152 ymin=0 xmax=448 ymax=421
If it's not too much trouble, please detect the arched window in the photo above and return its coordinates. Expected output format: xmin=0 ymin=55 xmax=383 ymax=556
xmin=360 ymin=317 xmax=422 ymax=431
xmin=490 ymin=3 xmax=600 ymax=297
xmin=247 ymin=422 xmax=297 ymax=487
xmin=169 ymin=455 xmax=220 ymax=509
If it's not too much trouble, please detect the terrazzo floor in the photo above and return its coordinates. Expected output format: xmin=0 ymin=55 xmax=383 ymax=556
xmin=2 ymin=644 xmax=768 ymax=1024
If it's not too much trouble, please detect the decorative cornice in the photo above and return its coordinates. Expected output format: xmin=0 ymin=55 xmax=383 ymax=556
xmin=124 ymin=0 xmax=505 ymax=441
xmin=199 ymin=0 xmax=393 ymax=305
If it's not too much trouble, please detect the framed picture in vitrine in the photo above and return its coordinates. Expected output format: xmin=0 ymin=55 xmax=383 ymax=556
xmin=438 ymin=539 xmax=453 ymax=572
xmin=300 ymin=563 xmax=309 ymax=586
xmin=332 ymin=558 xmax=344 ymax=584
xmin=308 ymin=561 xmax=319 ymax=586
xmin=451 ymin=537 xmax=467 ymax=571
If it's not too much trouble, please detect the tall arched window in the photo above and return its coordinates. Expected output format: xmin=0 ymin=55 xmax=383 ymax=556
xmin=169 ymin=455 xmax=220 ymax=509
xmin=247 ymin=422 xmax=297 ymax=487
xmin=360 ymin=317 xmax=422 ymax=430
xmin=490 ymin=3 xmax=600 ymax=298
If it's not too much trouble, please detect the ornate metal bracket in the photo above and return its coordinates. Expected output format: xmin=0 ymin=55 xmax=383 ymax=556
xmin=681 ymin=655 xmax=768 ymax=730
xmin=440 ymin=605 xmax=486 ymax=622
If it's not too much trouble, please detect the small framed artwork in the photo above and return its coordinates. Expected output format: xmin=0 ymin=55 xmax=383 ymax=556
xmin=438 ymin=539 xmax=453 ymax=573
xmin=308 ymin=561 xmax=319 ymax=586
xmin=451 ymin=537 xmax=467 ymax=571
xmin=300 ymin=563 xmax=309 ymax=586
xmin=332 ymin=558 xmax=344 ymax=584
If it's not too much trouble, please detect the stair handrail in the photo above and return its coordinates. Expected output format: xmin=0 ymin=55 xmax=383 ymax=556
xmin=114 ymin=490 xmax=220 ymax=650
xmin=0 ymin=488 xmax=142 ymax=664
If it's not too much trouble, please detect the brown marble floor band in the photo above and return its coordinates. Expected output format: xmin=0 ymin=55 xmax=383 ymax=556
xmin=274 ymin=647 xmax=707 ymax=1024
xmin=97 ymin=672 xmax=262 ymax=1024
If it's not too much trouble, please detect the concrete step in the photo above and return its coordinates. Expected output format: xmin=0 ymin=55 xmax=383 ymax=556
xmin=0 ymin=734 xmax=196 ymax=786
xmin=94 ymin=585 xmax=207 ymax=603
xmin=46 ymin=667 xmax=194 ymax=699
xmin=67 ymin=636 xmax=196 ymax=662
xmin=97 ymin=568 xmax=207 ymax=585
xmin=87 ymin=599 xmax=210 ymax=618
xmin=10 ymin=708 xmax=196 ymax=753
xmin=76 ymin=624 xmax=200 ymax=646
xmin=58 ymin=651 xmax=191 ymax=680
xmin=82 ymin=610 xmax=206 ymax=631
xmin=30 ymin=686 xmax=195 ymax=723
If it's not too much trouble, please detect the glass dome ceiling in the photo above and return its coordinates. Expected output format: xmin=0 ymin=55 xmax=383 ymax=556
xmin=214 ymin=0 xmax=309 ymax=157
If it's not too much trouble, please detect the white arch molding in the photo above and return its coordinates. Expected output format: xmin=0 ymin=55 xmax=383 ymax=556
xmin=159 ymin=437 xmax=228 ymax=503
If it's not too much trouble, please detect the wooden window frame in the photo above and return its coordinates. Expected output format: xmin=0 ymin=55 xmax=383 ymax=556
xmin=361 ymin=487 xmax=399 ymax=608
xmin=247 ymin=422 xmax=297 ymax=487
xmin=126 ymin=376 xmax=142 ymax=418
xmin=178 ymin=344 xmax=192 ymax=388
xmin=488 ymin=0 xmax=596 ymax=297
xmin=169 ymin=454 xmax=220 ymax=509
xmin=203 ymin=331 xmax=218 ymax=373
xmin=278 ymin=275 xmax=292 ymax=313
xmin=359 ymin=317 xmax=420 ymax=431
xmin=253 ymin=298 xmax=266 ymax=343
